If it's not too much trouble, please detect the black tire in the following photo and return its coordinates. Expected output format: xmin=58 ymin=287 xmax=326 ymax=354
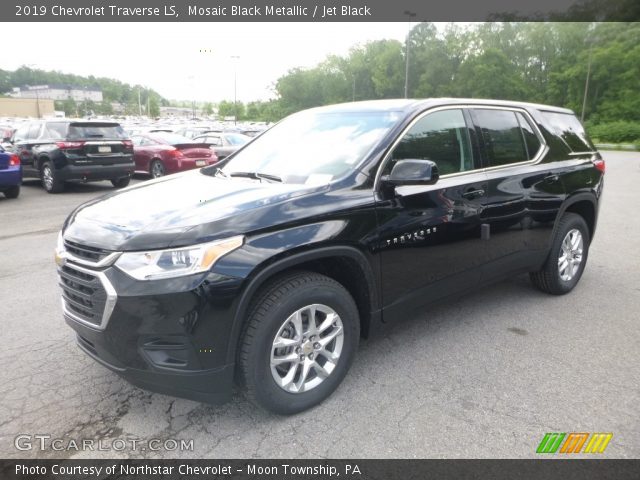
xmin=530 ymin=212 xmax=590 ymax=295
xmin=239 ymin=271 xmax=359 ymax=414
xmin=40 ymin=160 xmax=64 ymax=193
xmin=3 ymin=185 xmax=20 ymax=199
xmin=111 ymin=177 xmax=131 ymax=189
xmin=150 ymin=160 xmax=165 ymax=178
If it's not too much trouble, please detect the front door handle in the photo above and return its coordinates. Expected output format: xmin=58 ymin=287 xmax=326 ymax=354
xmin=462 ymin=189 xmax=485 ymax=199
xmin=545 ymin=174 xmax=560 ymax=182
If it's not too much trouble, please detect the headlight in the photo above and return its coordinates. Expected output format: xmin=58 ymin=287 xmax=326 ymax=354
xmin=54 ymin=231 xmax=65 ymax=266
xmin=114 ymin=236 xmax=243 ymax=281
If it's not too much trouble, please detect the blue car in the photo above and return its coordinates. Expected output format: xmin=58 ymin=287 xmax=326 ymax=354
xmin=0 ymin=145 xmax=21 ymax=199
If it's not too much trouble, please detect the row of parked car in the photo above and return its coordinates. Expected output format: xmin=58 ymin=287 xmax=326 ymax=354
xmin=0 ymin=118 xmax=263 ymax=197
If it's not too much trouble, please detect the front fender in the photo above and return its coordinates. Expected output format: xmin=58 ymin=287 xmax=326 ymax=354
xmin=214 ymin=227 xmax=379 ymax=365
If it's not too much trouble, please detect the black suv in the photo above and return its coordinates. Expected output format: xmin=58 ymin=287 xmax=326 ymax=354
xmin=11 ymin=120 xmax=134 ymax=193
xmin=56 ymin=99 xmax=604 ymax=414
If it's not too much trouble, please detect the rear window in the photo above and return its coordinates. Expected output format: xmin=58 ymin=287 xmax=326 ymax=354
xmin=150 ymin=132 xmax=192 ymax=145
xmin=541 ymin=112 xmax=593 ymax=152
xmin=225 ymin=133 xmax=251 ymax=146
xmin=67 ymin=123 xmax=127 ymax=140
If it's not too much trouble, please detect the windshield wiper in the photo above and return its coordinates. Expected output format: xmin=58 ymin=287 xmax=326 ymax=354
xmin=212 ymin=167 xmax=228 ymax=178
xmin=229 ymin=171 xmax=283 ymax=183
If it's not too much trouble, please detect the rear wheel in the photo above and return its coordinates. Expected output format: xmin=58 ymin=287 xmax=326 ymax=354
xmin=150 ymin=160 xmax=165 ymax=178
xmin=111 ymin=177 xmax=131 ymax=189
xmin=3 ymin=185 xmax=20 ymax=199
xmin=40 ymin=161 xmax=64 ymax=193
xmin=530 ymin=213 xmax=590 ymax=295
xmin=239 ymin=272 xmax=359 ymax=414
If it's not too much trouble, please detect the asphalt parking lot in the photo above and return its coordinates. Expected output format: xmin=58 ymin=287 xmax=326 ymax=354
xmin=1 ymin=151 xmax=639 ymax=459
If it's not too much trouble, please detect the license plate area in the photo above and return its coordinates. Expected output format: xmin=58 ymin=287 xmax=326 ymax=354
xmin=196 ymin=160 xmax=206 ymax=167
xmin=98 ymin=145 xmax=111 ymax=153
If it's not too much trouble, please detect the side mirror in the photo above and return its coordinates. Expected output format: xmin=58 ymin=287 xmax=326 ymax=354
xmin=381 ymin=159 xmax=439 ymax=186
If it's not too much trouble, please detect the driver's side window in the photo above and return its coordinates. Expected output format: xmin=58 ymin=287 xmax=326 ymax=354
xmin=384 ymin=109 xmax=474 ymax=177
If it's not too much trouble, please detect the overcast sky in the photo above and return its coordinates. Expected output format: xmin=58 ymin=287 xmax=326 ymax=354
xmin=4 ymin=22 xmax=420 ymax=103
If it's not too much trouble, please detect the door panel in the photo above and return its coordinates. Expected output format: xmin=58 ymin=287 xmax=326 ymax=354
xmin=469 ymin=107 xmax=566 ymax=279
xmin=375 ymin=107 xmax=486 ymax=319
xmin=479 ymin=164 xmax=565 ymax=278
xmin=376 ymin=172 xmax=488 ymax=317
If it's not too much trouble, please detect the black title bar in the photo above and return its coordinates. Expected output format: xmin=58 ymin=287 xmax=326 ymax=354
xmin=3 ymin=459 xmax=640 ymax=480
xmin=6 ymin=0 xmax=640 ymax=21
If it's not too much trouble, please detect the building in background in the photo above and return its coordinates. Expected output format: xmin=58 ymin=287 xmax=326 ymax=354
xmin=0 ymin=98 xmax=55 ymax=118
xmin=11 ymin=85 xmax=103 ymax=102
xmin=160 ymin=106 xmax=194 ymax=117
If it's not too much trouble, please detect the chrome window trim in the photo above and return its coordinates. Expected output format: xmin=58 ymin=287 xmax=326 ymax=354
xmin=61 ymin=245 xmax=121 ymax=268
xmin=568 ymin=151 xmax=597 ymax=156
xmin=59 ymin=262 xmax=117 ymax=331
xmin=374 ymin=104 xmax=549 ymax=190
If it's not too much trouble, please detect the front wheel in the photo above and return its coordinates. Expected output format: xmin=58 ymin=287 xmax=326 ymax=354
xmin=239 ymin=272 xmax=359 ymax=414
xmin=530 ymin=212 xmax=590 ymax=295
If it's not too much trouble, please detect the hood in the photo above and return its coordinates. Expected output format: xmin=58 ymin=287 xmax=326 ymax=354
xmin=63 ymin=170 xmax=326 ymax=251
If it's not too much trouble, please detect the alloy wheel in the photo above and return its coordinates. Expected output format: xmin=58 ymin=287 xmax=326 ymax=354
xmin=270 ymin=304 xmax=344 ymax=393
xmin=558 ymin=228 xmax=583 ymax=281
xmin=42 ymin=165 xmax=53 ymax=190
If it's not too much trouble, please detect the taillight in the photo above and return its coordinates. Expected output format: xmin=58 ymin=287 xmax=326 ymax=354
xmin=55 ymin=141 xmax=85 ymax=150
xmin=122 ymin=140 xmax=133 ymax=149
xmin=167 ymin=148 xmax=184 ymax=158
xmin=593 ymin=159 xmax=605 ymax=173
xmin=8 ymin=154 xmax=20 ymax=166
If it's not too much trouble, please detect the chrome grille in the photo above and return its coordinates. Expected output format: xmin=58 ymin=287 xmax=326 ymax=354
xmin=64 ymin=240 xmax=111 ymax=263
xmin=58 ymin=263 xmax=116 ymax=329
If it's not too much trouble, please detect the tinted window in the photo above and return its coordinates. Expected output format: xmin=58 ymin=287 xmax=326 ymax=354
xmin=44 ymin=122 xmax=67 ymax=139
xmin=386 ymin=109 xmax=473 ymax=176
xmin=473 ymin=109 xmax=528 ymax=167
xmin=541 ymin=111 xmax=593 ymax=152
xmin=515 ymin=112 xmax=542 ymax=160
xmin=140 ymin=137 xmax=157 ymax=146
xmin=225 ymin=133 xmax=250 ymax=146
xmin=27 ymin=123 xmax=42 ymax=140
xmin=149 ymin=132 xmax=192 ymax=145
xmin=13 ymin=125 xmax=29 ymax=142
xmin=67 ymin=123 xmax=127 ymax=140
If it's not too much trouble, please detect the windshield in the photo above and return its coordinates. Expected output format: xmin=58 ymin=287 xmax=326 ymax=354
xmin=218 ymin=110 xmax=401 ymax=184
xmin=225 ymin=133 xmax=251 ymax=146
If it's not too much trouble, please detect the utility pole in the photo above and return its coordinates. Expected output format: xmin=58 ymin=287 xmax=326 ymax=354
xmin=352 ymin=75 xmax=355 ymax=102
xmin=35 ymin=87 xmax=41 ymax=118
xmin=231 ymin=56 xmax=240 ymax=125
xmin=403 ymin=11 xmax=417 ymax=99
xmin=581 ymin=45 xmax=593 ymax=123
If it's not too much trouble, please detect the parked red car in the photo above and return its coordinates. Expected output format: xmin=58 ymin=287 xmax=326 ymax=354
xmin=130 ymin=132 xmax=218 ymax=178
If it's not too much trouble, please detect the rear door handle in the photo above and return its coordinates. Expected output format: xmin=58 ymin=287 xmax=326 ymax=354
xmin=545 ymin=174 xmax=560 ymax=182
xmin=462 ymin=189 xmax=485 ymax=199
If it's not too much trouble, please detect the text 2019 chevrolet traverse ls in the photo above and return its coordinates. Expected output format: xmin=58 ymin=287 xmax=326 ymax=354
xmin=56 ymin=99 xmax=604 ymax=414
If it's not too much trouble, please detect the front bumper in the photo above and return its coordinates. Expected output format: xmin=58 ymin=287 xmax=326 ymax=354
xmin=60 ymin=260 xmax=245 ymax=404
